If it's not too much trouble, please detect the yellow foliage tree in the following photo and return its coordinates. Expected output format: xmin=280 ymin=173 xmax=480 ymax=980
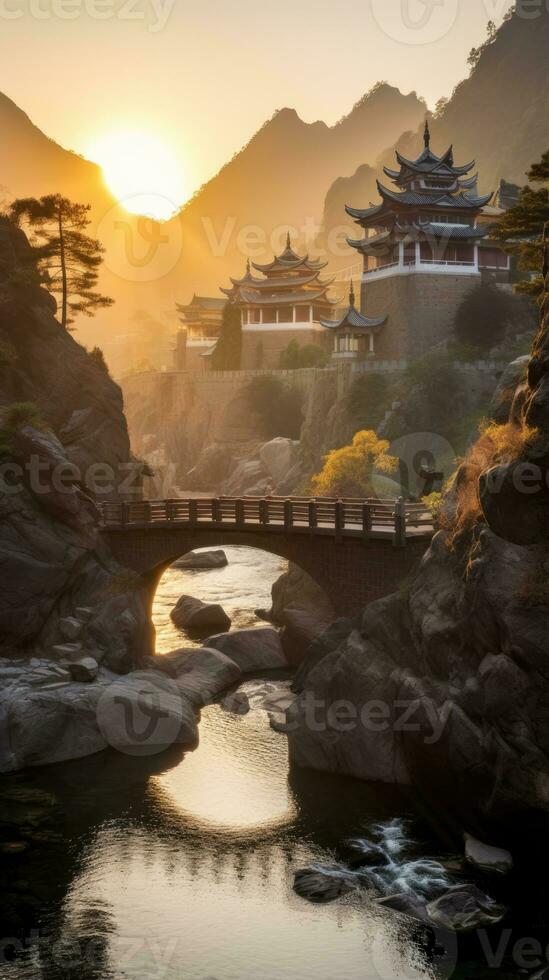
xmin=311 ymin=430 xmax=398 ymax=497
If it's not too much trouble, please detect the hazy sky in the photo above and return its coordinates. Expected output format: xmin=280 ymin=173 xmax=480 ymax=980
xmin=1 ymin=0 xmax=514 ymax=204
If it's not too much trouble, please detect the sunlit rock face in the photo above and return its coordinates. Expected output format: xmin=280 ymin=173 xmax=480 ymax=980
xmin=288 ymin=272 xmax=549 ymax=823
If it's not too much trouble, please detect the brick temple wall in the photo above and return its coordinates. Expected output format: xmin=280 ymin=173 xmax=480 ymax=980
xmin=362 ymin=272 xmax=481 ymax=359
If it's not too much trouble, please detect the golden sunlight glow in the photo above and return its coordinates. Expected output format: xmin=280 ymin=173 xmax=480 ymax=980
xmin=88 ymin=130 xmax=186 ymax=220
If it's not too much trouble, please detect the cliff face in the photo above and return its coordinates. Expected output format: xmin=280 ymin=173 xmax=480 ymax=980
xmin=288 ymin=276 xmax=549 ymax=826
xmin=0 ymin=217 xmax=148 ymax=665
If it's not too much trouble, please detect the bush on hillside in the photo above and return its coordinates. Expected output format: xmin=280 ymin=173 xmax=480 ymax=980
xmin=246 ymin=375 xmax=303 ymax=440
xmin=347 ymin=373 xmax=389 ymax=430
xmin=311 ymin=430 xmax=397 ymax=497
xmin=454 ymin=283 xmax=525 ymax=350
xmin=279 ymin=340 xmax=328 ymax=369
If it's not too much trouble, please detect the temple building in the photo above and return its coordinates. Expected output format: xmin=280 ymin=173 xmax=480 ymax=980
xmin=346 ymin=122 xmax=511 ymax=358
xmin=174 ymin=295 xmax=226 ymax=371
xmin=320 ymin=283 xmax=387 ymax=360
xmin=221 ymin=235 xmax=338 ymax=369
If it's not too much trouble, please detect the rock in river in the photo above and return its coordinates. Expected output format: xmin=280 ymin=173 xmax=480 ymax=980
xmin=173 ymin=550 xmax=229 ymax=570
xmin=426 ymin=885 xmax=506 ymax=933
xmin=205 ymin=628 xmax=287 ymax=672
xmin=464 ymin=833 xmax=513 ymax=875
xmin=293 ymin=865 xmax=358 ymax=904
xmin=171 ymin=596 xmax=231 ymax=634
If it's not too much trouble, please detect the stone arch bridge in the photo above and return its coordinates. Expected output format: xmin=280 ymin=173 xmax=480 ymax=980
xmin=100 ymin=497 xmax=433 ymax=618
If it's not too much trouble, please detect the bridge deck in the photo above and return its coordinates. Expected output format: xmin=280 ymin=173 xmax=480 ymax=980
xmin=100 ymin=497 xmax=434 ymax=547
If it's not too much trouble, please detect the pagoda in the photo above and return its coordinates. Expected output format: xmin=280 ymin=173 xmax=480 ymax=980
xmin=221 ymin=235 xmax=339 ymax=368
xmin=175 ymin=294 xmax=226 ymax=372
xmin=344 ymin=122 xmax=510 ymax=358
xmin=320 ymin=282 xmax=387 ymax=360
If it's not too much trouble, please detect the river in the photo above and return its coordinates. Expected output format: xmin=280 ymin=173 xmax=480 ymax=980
xmin=0 ymin=549 xmax=535 ymax=979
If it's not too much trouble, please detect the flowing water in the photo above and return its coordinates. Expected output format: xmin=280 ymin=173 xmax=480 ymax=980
xmin=152 ymin=546 xmax=287 ymax=652
xmin=0 ymin=549 xmax=537 ymax=979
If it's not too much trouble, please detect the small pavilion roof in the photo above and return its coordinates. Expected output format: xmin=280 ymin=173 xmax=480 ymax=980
xmin=320 ymin=283 xmax=387 ymax=331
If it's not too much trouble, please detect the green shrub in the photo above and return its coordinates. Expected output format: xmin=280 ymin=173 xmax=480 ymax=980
xmin=347 ymin=373 xmax=389 ymax=429
xmin=279 ymin=340 xmax=328 ymax=369
xmin=247 ymin=375 xmax=303 ymax=439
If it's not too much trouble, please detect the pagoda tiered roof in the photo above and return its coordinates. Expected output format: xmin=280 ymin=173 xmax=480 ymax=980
xmin=346 ymin=121 xmax=494 ymax=238
xmin=320 ymin=283 xmax=387 ymax=332
xmin=252 ymin=235 xmax=327 ymax=275
xmin=221 ymin=235 xmax=337 ymax=308
xmin=348 ymin=219 xmax=490 ymax=255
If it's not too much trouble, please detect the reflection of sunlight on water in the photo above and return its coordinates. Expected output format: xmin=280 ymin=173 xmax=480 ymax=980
xmin=152 ymin=546 xmax=286 ymax=652
xmin=153 ymin=701 xmax=296 ymax=832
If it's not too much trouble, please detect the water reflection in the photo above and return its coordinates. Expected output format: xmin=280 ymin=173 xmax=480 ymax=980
xmin=3 ymin=690 xmax=443 ymax=980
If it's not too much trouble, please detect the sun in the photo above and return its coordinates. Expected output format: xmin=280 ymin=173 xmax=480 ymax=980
xmin=88 ymin=130 xmax=186 ymax=221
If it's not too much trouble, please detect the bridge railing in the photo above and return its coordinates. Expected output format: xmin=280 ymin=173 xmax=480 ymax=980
xmin=99 ymin=496 xmax=433 ymax=545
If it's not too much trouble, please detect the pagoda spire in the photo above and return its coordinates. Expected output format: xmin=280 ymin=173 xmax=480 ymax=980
xmin=424 ymin=118 xmax=431 ymax=149
xmin=246 ymin=257 xmax=251 ymax=275
xmin=349 ymin=280 xmax=356 ymax=308
xmin=286 ymin=231 xmax=291 ymax=250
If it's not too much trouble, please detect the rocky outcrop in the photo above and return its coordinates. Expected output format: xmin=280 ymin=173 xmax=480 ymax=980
xmin=287 ymin=272 xmax=549 ymax=824
xmin=268 ymin=564 xmax=335 ymax=664
xmin=0 ymin=218 xmax=164 ymax=769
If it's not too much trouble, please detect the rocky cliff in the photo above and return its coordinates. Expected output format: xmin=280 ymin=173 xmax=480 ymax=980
xmin=0 ymin=217 xmax=163 ymax=770
xmin=287 ymin=273 xmax=549 ymax=827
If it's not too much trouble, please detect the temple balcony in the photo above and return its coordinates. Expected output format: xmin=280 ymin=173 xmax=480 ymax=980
xmin=362 ymin=241 xmax=482 ymax=282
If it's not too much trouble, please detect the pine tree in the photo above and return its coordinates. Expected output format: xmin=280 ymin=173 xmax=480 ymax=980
xmin=210 ymin=304 xmax=242 ymax=370
xmin=9 ymin=195 xmax=113 ymax=329
xmin=490 ymin=151 xmax=549 ymax=297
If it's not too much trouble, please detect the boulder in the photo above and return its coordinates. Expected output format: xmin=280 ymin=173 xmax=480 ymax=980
xmin=221 ymin=691 xmax=250 ymax=715
xmin=205 ymin=628 xmax=287 ymax=672
xmin=173 ymin=550 xmax=228 ymax=570
xmin=67 ymin=657 xmax=99 ymax=683
xmin=161 ymin=647 xmax=242 ymax=707
xmin=464 ymin=834 xmax=513 ymax=875
xmin=426 ymin=885 xmax=506 ymax=933
xmin=170 ymin=596 xmax=231 ymax=634
xmin=223 ymin=459 xmax=267 ymax=496
xmin=58 ymin=617 xmax=83 ymax=641
xmin=293 ymin=865 xmax=358 ymax=904
xmin=259 ymin=437 xmax=297 ymax=484
xmin=95 ymin=672 xmax=198 ymax=757
xmin=376 ymin=893 xmax=430 ymax=924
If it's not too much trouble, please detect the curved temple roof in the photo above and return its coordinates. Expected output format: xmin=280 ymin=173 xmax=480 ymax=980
xmin=221 ymin=234 xmax=335 ymax=306
xmin=320 ymin=283 xmax=387 ymax=332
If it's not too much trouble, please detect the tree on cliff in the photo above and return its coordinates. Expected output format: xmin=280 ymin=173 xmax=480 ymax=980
xmin=490 ymin=150 xmax=549 ymax=297
xmin=311 ymin=430 xmax=397 ymax=498
xmin=210 ymin=304 xmax=242 ymax=370
xmin=454 ymin=283 xmax=525 ymax=350
xmin=9 ymin=195 xmax=113 ymax=329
